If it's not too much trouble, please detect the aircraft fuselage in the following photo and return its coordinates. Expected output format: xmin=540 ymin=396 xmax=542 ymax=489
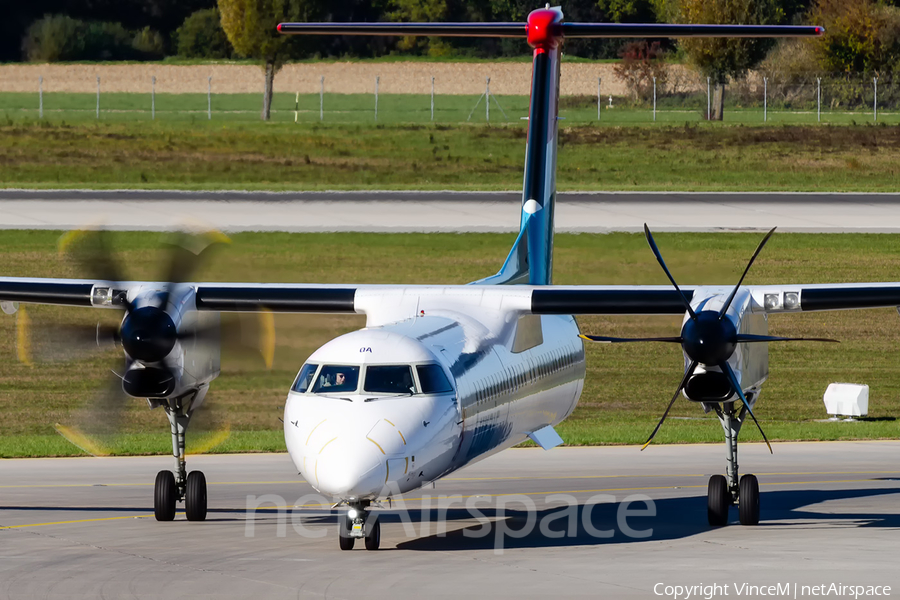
xmin=284 ymin=311 xmax=585 ymax=500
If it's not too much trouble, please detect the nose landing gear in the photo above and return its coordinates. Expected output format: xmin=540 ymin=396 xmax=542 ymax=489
xmin=339 ymin=500 xmax=380 ymax=551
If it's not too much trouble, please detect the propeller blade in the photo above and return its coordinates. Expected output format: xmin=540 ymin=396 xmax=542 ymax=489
xmin=158 ymin=231 xmax=230 ymax=309
xmin=59 ymin=229 xmax=124 ymax=282
xmin=736 ymin=334 xmax=839 ymax=344
xmin=579 ymin=334 xmax=684 ymax=344
xmin=259 ymin=309 xmax=275 ymax=370
xmin=54 ymin=423 xmax=113 ymax=457
xmin=59 ymin=228 xmax=134 ymax=312
xmin=17 ymin=308 xmax=120 ymax=364
xmin=186 ymin=392 xmax=232 ymax=455
xmin=718 ymin=227 xmax=777 ymax=321
xmin=54 ymin=372 xmax=130 ymax=457
xmin=16 ymin=306 xmax=32 ymax=367
xmin=642 ymin=360 xmax=698 ymax=451
xmin=643 ymin=224 xmax=697 ymax=320
xmin=178 ymin=311 xmax=276 ymax=370
xmin=719 ymin=361 xmax=773 ymax=454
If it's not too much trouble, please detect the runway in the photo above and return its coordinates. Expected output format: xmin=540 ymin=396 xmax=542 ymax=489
xmin=2 ymin=443 xmax=898 ymax=599
xmin=1 ymin=190 xmax=900 ymax=232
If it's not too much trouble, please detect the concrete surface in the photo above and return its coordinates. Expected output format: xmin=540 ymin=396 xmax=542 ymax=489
xmin=1 ymin=190 xmax=899 ymax=232
xmin=1 ymin=443 xmax=898 ymax=599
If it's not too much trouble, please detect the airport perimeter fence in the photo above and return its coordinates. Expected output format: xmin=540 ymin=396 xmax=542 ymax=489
xmin=1 ymin=68 xmax=898 ymax=126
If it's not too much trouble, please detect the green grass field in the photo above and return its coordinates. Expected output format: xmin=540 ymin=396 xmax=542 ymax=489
xmin=0 ymin=230 xmax=899 ymax=457
xmin=1 ymin=91 xmax=897 ymax=126
xmin=2 ymin=118 xmax=900 ymax=191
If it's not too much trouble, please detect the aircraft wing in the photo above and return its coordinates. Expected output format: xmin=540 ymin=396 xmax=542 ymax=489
xmin=530 ymin=283 xmax=900 ymax=315
xmin=2 ymin=278 xmax=900 ymax=315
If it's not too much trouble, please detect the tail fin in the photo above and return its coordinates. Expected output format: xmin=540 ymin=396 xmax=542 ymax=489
xmin=278 ymin=13 xmax=822 ymax=287
xmin=476 ymin=7 xmax=565 ymax=287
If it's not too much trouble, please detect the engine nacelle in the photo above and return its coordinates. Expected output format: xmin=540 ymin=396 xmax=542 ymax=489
xmin=680 ymin=287 xmax=770 ymax=403
xmin=684 ymin=369 xmax=734 ymax=402
xmin=120 ymin=286 xmax=221 ymax=399
xmin=123 ymin=364 xmax=177 ymax=397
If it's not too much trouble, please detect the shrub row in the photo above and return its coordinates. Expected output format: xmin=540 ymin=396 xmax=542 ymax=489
xmin=22 ymin=10 xmax=233 ymax=62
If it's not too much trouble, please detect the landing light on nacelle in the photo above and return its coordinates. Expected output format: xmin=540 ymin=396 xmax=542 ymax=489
xmin=92 ymin=286 xmax=116 ymax=306
xmin=784 ymin=292 xmax=800 ymax=310
xmin=764 ymin=291 xmax=800 ymax=311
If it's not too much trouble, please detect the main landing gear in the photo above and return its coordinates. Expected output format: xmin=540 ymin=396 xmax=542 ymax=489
xmin=339 ymin=500 xmax=380 ymax=551
xmin=706 ymin=398 xmax=761 ymax=527
xmin=154 ymin=390 xmax=208 ymax=522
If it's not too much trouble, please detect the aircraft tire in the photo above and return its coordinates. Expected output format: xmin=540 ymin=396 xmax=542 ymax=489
xmin=707 ymin=474 xmax=729 ymax=527
xmin=739 ymin=474 xmax=760 ymax=526
xmin=185 ymin=471 xmax=208 ymax=522
xmin=154 ymin=470 xmax=177 ymax=522
xmin=364 ymin=518 xmax=380 ymax=551
xmin=339 ymin=516 xmax=355 ymax=551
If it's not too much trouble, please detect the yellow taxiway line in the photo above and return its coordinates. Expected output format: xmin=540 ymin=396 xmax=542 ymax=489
xmin=0 ymin=513 xmax=156 ymax=530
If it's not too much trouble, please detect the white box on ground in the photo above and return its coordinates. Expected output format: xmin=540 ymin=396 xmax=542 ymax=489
xmin=823 ymin=383 xmax=868 ymax=417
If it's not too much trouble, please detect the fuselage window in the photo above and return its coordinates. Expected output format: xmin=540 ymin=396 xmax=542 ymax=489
xmin=291 ymin=363 xmax=319 ymax=393
xmin=312 ymin=365 xmax=361 ymax=394
xmin=365 ymin=365 xmax=415 ymax=395
xmin=417 ymin=364 xmax=453 ymax=394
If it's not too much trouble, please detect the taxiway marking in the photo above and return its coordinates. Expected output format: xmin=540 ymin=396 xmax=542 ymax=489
xmin=0 ymin=513 xmax=155 ymax=529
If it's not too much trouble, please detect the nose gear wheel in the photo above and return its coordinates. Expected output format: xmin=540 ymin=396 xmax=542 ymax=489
xmin=339 ymin=501 xmax=380 ymax=550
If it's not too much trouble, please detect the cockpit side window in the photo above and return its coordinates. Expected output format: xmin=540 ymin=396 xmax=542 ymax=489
xmin=364 ymin=365 xmax=415 ymax=395
xmin=312 ymin=365 xmax=360 ymax=394
xmin=416 ymin=364 xmax=454 ymax=394
xmin=291 ymin=363 xmax=319 ymax=393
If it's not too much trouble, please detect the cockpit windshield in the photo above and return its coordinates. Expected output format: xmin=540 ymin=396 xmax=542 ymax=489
xmin=312 ymin=365 xmax=360 ymax=394
xmin=291 ymin=363 xmax=318 ymax=393
xmin=416 ymin=364 xmax=453 ymax=393
xmin=364 ymin=365 xmax=415 ymax=395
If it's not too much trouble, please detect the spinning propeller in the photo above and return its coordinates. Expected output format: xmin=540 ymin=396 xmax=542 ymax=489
xmin=580 ymin=225 xmax=838 ymax=452
xmin=18 ymin=229 xmax=275 ymax=455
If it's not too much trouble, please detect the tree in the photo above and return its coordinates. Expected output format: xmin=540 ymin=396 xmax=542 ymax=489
xmin=390 ymin=0 xmax=453 ymax=56
xmin=5 ymin=0 xmax=215 ymax=60
xmin=676 ymin=0 xmax=785 ymax=120
xmin=218 ymin=0 xmax=308 ymax=120
xmin=176 ymin=8 xmax=233 ymax=58
xmin=22 ymin=14 xmax=162 ymax=62
xmin=613 ymin=41 xmax=669 ymax=103
xmin=809 ymin=0 xmax=900 ymax=74
xmin=597 ymin=0 xmax=659 ymax=23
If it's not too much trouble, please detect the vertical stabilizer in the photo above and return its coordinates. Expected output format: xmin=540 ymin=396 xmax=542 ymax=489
xmin=474 ymin=7 xmax=563 ymax=287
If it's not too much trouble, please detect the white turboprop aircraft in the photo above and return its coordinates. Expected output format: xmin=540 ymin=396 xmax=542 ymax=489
xmin=3 ymin=8 xmax=895 ymax=551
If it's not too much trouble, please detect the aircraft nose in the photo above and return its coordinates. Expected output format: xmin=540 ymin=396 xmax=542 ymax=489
xmin=314 ymin=437 xmax=386 ymax=498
